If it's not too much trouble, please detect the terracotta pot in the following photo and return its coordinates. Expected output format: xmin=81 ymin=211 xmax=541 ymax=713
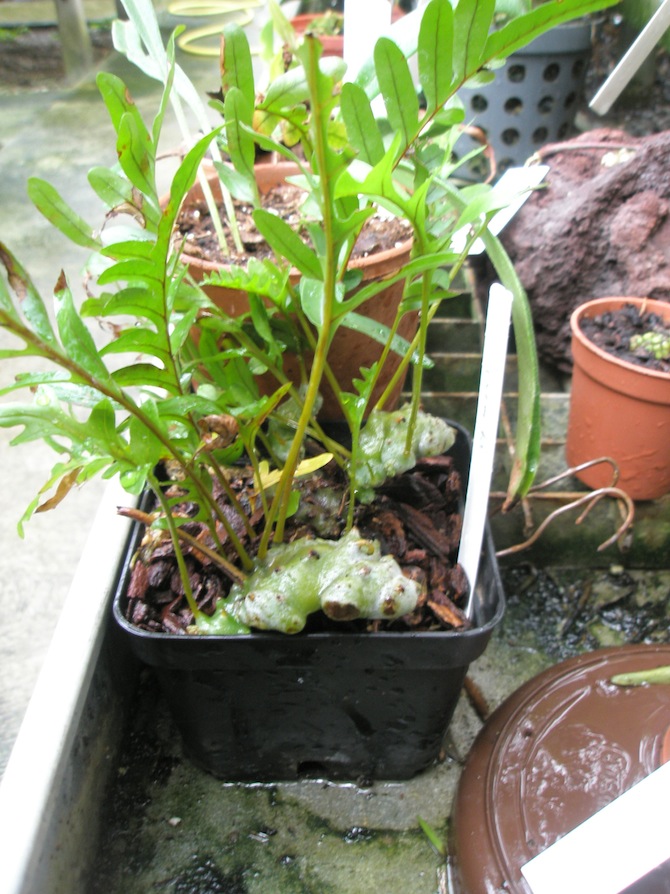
xmin=451 ymin=644 xmax=670 ymax=894
xmin=290 ymin=13 xmax=344 ymax=57
xmin=181 ymin=162 xmax=415 ymax=420
xmin=290 ymin=7 xmax=404 ymax=58
xmin=565 ymin=296 xmax=670 ymax=501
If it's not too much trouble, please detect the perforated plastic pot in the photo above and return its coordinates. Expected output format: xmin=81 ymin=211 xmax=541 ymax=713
xmin=113 ymin=423 xmax=505 ymax=781
xmin=455 ymin=19 xmax=593 ymax=180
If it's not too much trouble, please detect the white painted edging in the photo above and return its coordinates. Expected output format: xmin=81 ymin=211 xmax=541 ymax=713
xmin=0 ymin=480 xmax=132 ymax=894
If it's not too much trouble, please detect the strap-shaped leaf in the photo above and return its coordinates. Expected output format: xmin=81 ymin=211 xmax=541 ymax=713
xmin=374 ymin=37 xmax=419 ymax=149
xmin=87 ymin=166 xmax=135 ymax=209
xmin=221 ymin=23 xmax=255 ymax=108
xmin=27 ymin=178 xmax=101 ymax=251
xmin=253 ymin=209 xmax=323 ymax=280
xmin=158 ymin=125 xmax=224 ymax=245
xmin=298 ymin=277 xmax=325 ymax=328
xmin=260 ymin=51 xmax=345 ymax=115
xmin=0 ymin=243 xmax=59 ymax=347
xmin=96 ymin=71 xmax=152 ymax=143
xmin=151 ymin=29 xmax=179 ymax=147
xmin=225 ymin=87 xmax=257 ymax=198
xmin=116 ymin=111 xmax=157 ymax=207
xmin=54 ymin=276 xmax=115 ymax=384
xmin=340 ymin=82 xmax=384 ymax=166
xmin=418 ymin=0 xmax=454 ymax=112
xmin=339 ymin=311 xmax=416 ymax=359
xmin=452 ymin=0 xmax=495 ymax=83
xmin=214 ymin=161 xmax=257 ymax=204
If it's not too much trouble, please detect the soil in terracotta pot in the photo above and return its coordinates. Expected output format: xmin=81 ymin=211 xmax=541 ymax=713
xmin=123 ymin=454 xmax=470 ymax=636
xmin=579 ymin=302 xmax=670 ymax=373
xmin=177 ymin=181 xmax=412 ymax=266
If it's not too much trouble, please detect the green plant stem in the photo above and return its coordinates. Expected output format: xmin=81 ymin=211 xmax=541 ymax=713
xmin=260 ymin=36 xmax=338 ymax=554
xmin=150 ymin=479 xmax=203 ymax=617
xmin=374 ymin=241 xmax=473 ymax=413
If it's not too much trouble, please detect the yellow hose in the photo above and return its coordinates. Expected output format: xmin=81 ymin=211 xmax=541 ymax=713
xmin=166 ymin=0 xmax=264 ymax=56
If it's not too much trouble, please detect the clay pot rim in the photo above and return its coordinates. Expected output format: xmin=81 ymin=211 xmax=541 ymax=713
xmin=179 ymin=161 xmax=413 ymax=279
xmin=570 ymin=296 xmax=670 ymax=384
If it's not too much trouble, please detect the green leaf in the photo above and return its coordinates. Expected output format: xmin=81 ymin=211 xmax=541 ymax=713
xmin=116 ymin=111 xmax=157 ymax=207
xmin=80 ymin=286 xmax=162 ymax=327
xmin=452 ymin=0 xmax=495 ymax=83
xmin=103 ymin=237 xmax=156 ymax=261
xmin=253 ymin=209 xmax=323 ymax=280
xmin=224 ymin=87 xmax=258 ymax=199
xmin=112 ymin=362 xmax=177 ymax=391
xmin=485 ymin=0 xmax=619 ymax=65
xmin=299 ymin=277 xmax=325 ymax=328
xmin=85 ymin=398 xmax=123 ymax=450
xmin=339 ymin=311 xmax=419 ymax=361
xmin=151 ymin=28 xmax=179 ymax=147
xmin=221 ymin=22 xmax=255 ymax=108
xmin=418 ymin=0 xmax=454 ymax=112
xmin=374 ymin=36 xmax=420 ymax=149
xmin=96 ymin=257 xmax=162 ymax=287
xmin=261 ymin=65 xmax=311 ymax=113
xmin=340 ymin=82 xmax=385 ymax=166
xmin=0 ymin=243 xmax=59 ymax=347
xmin=96 ymin=71 xmax=150 ymax=140
xmin=339 ymin=251 xmax=457 ymax=314
xmin=87 ymin=166 xmax=135 ymax=210
xmin=26 ymin=178 xmax=101 ymax=251
xmin=214 ymin=161 xmax=257 ymax=204
xmin=159 ymin=126 xmax=224 ymax=239
xmin=100 ymin=325 xmax=170 ymax=361
xmin=54 ymin=277 xmax=114 ymax=385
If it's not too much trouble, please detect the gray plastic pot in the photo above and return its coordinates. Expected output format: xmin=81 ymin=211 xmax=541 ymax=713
xmin=455 ymin=19 xmax=593 ymax=180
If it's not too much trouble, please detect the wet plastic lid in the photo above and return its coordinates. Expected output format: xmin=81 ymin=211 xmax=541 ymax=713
xmin=452 ymin=645 xmax=670 ymax=894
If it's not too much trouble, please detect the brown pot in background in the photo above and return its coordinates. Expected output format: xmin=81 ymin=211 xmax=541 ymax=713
xmin=565 ymin=296 xmax=670 ymax=501
xmin=180 ymin=162 xmax=415 ymax=421
xmin=290 ymin=13 xmax=344 ymax=57
xmin=290 ymin=7 xmax=404 ymax=59
xmin=451 ymin=644 xmax=670 ymax=894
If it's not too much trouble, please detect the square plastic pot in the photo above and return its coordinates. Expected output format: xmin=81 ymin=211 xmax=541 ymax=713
xmin=113 ymin=423 xmax=505 ymax=781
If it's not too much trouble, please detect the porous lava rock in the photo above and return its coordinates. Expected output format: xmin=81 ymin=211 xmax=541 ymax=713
xmin=486 ymin=128 xmax=670 ymax=372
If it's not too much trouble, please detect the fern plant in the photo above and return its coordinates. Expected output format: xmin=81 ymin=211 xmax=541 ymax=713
xmin=0 ymin=0 xmax=617 ymax=634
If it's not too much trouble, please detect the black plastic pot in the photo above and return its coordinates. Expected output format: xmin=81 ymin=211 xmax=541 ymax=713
xmin=113 ymin=423 xmax=505 ymax=781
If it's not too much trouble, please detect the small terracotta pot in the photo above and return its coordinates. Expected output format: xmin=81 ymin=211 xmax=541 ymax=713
xmin=180 ymin=162 xmax=415 ymax=420
xmin=290 ymin=7 xmax=404 ymax=59
xmin=290 ymin=13 xmax=343 ymax=57
xmin=565 ymin=296 xmax=670 ymax=501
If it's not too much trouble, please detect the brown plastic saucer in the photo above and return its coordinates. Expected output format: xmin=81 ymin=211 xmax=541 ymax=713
xmin=451 ymin=645 xmax=670 ymax=894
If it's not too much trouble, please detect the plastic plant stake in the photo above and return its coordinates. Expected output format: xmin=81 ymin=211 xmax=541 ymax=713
xmin=459 ymin=284 xmax=512 ymax=619
xmin=521 ymin=760 xmax=670 ymax=894
xmin=590 ymin=0 xmax=670 ymax=115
